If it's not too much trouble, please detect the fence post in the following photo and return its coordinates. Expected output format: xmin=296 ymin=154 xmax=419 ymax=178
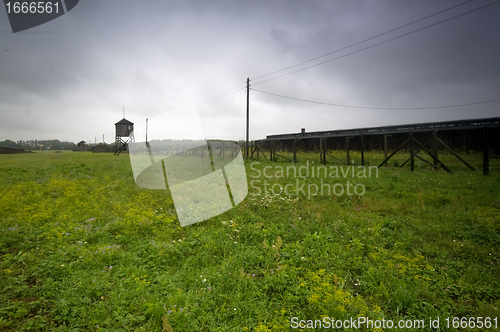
xmin=360 ymin=134 xmax=365 ymax=167
xmin=483 ymin=127 xmax=489 ymax=176
xmin=383 ymin=135 xmax=388 ymax=167
xmin=346 ymin=137 xmax=350 ymax=165
xmin=320 ymin=138 xmax=326 ymax=165
xmin=270 ymin=140 xmax=274 ymax=162
xmin=432 ymin=131 xmax=438 ymax=168
xmin=409 ymin=132 xmax=415 ymax=171
xmin=293 ymin=139 xmax=297 ymax=164
xmin=323 ymin=138 xmax=327 ymax=165
xmin=319 ymin=138 xmax=323 ymax=164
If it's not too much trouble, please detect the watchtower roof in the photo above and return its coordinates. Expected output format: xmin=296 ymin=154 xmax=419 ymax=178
xmin=115 ymin=118 xmax=134 ymax=125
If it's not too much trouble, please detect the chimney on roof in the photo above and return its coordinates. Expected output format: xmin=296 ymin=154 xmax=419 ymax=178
xmin=301 ymin=128 xmax=305 ymax=134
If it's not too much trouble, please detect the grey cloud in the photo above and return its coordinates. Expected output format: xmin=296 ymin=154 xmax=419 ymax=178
xmin=0 ymin=0 xmax=499 ymax=142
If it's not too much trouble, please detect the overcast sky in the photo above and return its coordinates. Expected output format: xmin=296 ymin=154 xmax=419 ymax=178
xmin=1 ymin=0 xmax=499 ymax=143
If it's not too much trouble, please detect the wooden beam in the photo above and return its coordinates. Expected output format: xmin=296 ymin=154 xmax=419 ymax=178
xmin=483 ymin=126 xmax=489 ymax=176
xmin=411 ymin=136 xmax=452 ymax=173
xmin=271 ymin=140 xmax=276 ymax=162
xmin=415 ymin=154 xmax=438 ymax=169
xmin=409 ymin=132 xmax=415 ymax=171
xmin=432 ymin=130 xmax=438 ymax=167
xmin=319 ymin=138 xmax=324 ymax=164
xmin=274 ymin=153 xmax=292 ymax=162
xmin=322 ymin=138 xmax=327 ymax=165
xmin=270 ymin=140 xmax=273 ymax=162
xmin=250 ymin=142 xmax=258 ymax=159
xmin=377 ymin=138 xmax=410 ymax=168
xmin=293 ymin=139 xmax=297 ymax=164
xmin=326 ymin=152 xmax=345 ymax=163
xmin=399 ymin=137 xmax=433 ymax=168
xmin=257 ymin=144 xmax=267 ymax=160
xmin=383 ymin=135 xmax=388 ymax=167
xmin=435 ymin=137 xmax=476 ymax=171
xmin=360 ymin=134 xmax=365 ymax=167
xmin=346 ymin=137 xmax=350 ymax=165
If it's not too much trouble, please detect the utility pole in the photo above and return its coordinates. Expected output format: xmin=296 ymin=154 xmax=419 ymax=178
xmin=246 ymin=78 xmax=250 ymax=159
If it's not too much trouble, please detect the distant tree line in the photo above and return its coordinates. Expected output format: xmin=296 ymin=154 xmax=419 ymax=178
xmin=0 ymin=139 xmax=78 ymax=150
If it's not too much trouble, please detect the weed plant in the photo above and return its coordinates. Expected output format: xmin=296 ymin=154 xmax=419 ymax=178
xmin=0 ymin=151 xmax=499 ymax=331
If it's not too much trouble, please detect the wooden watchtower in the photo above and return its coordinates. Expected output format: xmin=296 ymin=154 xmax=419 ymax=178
xmin=114 ymin=118 xmax=134 ymax=155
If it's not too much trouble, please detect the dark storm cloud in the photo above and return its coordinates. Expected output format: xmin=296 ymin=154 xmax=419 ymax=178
xmin=0 ymin=0 xmax=499 ymax=142
xmin=248 ymin=0 xmax=500 ymax=133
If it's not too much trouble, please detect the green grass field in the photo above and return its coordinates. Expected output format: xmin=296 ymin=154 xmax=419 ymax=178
xmin=1 ymin=150 xmax=499 ymax=331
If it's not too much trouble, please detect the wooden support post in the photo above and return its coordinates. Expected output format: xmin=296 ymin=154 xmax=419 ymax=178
xmin=274 ymin=140 xmax=276 ymax=162
xmin=246 ymin=78 xmax=250 ymax=159
xmin=323 ymin=138 xmax=326 ymax=165
xmin=383 ymin=135 xmax=388 ymax=167
xmin=274 ymin=140 xmax=278 ymax=162
xmin=409 ymin=132 xmax=415 ymax=171
xmin=432 ymin=130 xmax=438 ymax=168
xmin=251 ymin=142 xmax=258 ymax=159
xmin=360 ymin=134 xmax=365 ymax=167
xmin=410 ymin=131 xmax=415 ymax=172
xmin=319 ymin=138 xmax=323 ymax=164
xmin=207 ymin=143 xmax=215 ymax=172
xmin=319 ymin=138 xmax=324 ymax=164
xmin=483 ymin=127 xmax=489 ymax=176
xmin=320 ymin=138 xmax=326 ymax=165
xmin=273 ymin=140 xmax=276 ymax=162
xmin=346 ymin=137 xmax=350 ymax=165
xmin=293 ymin=139 xmax=297 ymax=164
xmin=269 ymin=141 xmax=275 ymax=161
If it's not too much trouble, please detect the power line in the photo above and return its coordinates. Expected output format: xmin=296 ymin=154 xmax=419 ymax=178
xmin=252 ymin=88 xmax=500 ymax=110
xmin=252 ymin=0 xmax=475 ymax=82
xmin=252 ymin=0 xmax=499 ymax=86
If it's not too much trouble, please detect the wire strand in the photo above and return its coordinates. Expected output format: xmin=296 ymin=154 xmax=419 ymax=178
xmin=252 ymin=88 xmax=500 ymax=110
xmin=252 ymin=0 xmax=475 ymax=82
xmin=253 ymin=0 xmax=498 ymax=86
